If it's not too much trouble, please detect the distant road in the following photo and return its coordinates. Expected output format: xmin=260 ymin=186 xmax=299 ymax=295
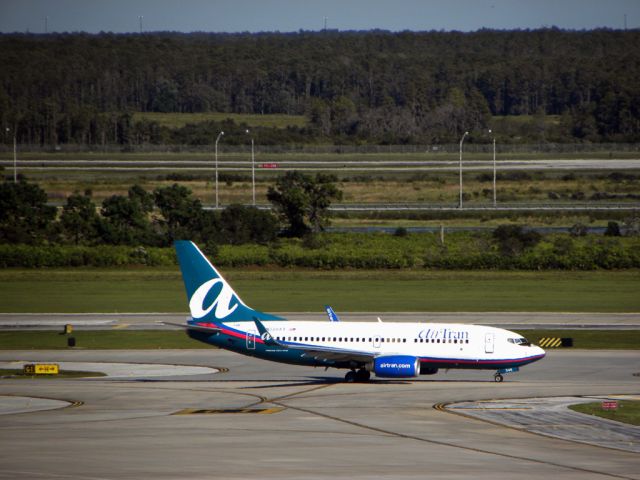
xmin=3 ymin=158 xmax=640 ymax=172
xmin=1 ymin=312 xmax=639 ymax=330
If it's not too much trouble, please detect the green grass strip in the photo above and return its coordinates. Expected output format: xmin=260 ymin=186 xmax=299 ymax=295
xmin=0 ymin=330 xmax=637 ymax=350
xmin=569 ymin=401 xmax=640 ymax=426
xmin=1 ymin=269 xmax=638 ymax=313
xmin=513 ymin=330 xmax=640 ymax=350
xmin=0 ymin=331 xmax=209 ymax=350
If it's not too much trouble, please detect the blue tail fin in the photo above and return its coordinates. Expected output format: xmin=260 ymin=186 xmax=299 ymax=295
xmin=174 ymin=241 xmax=283 ymax=323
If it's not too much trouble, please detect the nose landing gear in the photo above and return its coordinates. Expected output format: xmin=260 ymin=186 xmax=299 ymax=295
xmin=494 ymin=366 xmax=519 ymax=382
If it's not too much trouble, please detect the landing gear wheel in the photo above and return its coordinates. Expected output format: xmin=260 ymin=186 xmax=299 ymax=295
xmin=345 ymin=370 xmax=357 ymax=383
xmin=355 ymin=369 xmax=371 ymax=382
xmin=494 ymin=373 xmax=504 ymax=383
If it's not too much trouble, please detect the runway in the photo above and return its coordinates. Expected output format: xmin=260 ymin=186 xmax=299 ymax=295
xmin=0 ymin=348 xmax=638 ymax=479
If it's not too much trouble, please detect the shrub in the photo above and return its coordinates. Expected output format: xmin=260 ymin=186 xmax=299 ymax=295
xmin=492 ymin=225 xmax=542 ymax=256
xmin=604 ymin=221 xmax=621 ymax=237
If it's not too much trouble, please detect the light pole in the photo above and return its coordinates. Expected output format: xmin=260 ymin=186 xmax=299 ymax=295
xmin=489 ymin=129 xmax=496 ymax=207
xmin=246 ymin=129 xmax=255 ymax=206
xmin=7 ymin=128 xmax=16 ymax=184
xmin=214 ymin=131 xmax=224 ymax=208
xmin=459 ymin=131 xmax=469 ymax=209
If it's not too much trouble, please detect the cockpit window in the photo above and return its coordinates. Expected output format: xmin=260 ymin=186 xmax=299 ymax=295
xmin=508 ymin=337 xmax=531 ymax=346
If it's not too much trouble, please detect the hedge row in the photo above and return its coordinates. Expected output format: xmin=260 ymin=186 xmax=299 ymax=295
xmin=1 ymin=233 xmax=639 ymax=269
xmin=0 ymin=245 xmax=176 ymax=268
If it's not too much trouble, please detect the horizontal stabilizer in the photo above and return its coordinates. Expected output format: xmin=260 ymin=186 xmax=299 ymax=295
xmin=324 ymin=305 xmax=340 ymax=322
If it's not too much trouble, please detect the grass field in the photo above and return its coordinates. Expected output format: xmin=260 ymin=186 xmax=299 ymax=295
xmin=0 ymin=329 xmax=637 ymax=350
xmin=15 ymin=169 xmax=640 ymax=211
xmin=0 ymin=268 xmax=638 ymax=313
xmin=569 ymin=401 xmax=640 ymax=426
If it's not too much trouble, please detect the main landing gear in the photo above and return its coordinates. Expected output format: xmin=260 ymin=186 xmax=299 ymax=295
xmin=494 ymin=373 xmax=504 ymax=383
xmin=345 ymin=368 xmax=371 ymax=383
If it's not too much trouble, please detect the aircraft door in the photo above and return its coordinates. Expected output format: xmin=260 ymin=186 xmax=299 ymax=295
xmin=246 ymin=332 xmax=256 ymax=350
xmin=484 ymin=333 xmax=494 ymax=354
xmin=373 ymin=335 xmax=381 ymax=349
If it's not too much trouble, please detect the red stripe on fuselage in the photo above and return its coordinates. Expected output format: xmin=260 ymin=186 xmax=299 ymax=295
xmin=196 ymin=322 xmax=266 ymax=344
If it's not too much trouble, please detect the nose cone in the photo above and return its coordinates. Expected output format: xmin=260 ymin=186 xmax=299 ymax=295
xmin=534 ymin=345 xmax=546 ymax=360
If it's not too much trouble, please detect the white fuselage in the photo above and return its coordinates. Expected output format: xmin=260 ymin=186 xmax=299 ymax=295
xmin=222 ymin=320 xmax=545 ymax=369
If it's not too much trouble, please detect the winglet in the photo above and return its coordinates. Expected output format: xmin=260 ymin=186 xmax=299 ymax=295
xmin=324 ymin=305 xmax=340 ymax=322
xmin=253 ymin=317 xmax=284 ymax=347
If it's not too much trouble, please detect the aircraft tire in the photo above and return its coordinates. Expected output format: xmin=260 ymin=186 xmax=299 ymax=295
xmin=494 ymin=373 xmax=504 ymax=383
xmin=356 ymin=369 xmax=371 ymax=382
xmin=345 ymin=370 xmax=357 ymax=383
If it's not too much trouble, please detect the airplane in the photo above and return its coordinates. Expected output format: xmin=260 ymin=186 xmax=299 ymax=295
xmin=174 ymin=240 xmax=546 ymax=383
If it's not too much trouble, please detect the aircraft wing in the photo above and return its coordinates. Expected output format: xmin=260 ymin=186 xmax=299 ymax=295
xmin=252 ymin=318 xmax=374 ymax=365
xmin=297 ymin=344 xmax=374 ymax=364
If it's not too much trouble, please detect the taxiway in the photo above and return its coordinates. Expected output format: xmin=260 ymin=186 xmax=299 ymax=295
xmin=0 ymin=348 xmax=638 ymax=479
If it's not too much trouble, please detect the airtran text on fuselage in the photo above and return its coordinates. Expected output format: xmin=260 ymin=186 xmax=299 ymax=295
xmin=418 ymin=328 xmax=469 ymax=341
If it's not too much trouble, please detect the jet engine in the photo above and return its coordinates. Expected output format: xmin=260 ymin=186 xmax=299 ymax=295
xmin=372 ymin=355 xmax=420 ymax=378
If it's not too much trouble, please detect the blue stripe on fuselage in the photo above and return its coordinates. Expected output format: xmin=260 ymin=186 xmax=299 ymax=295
xmin=419 ymin=354 xmax=545 ymax=370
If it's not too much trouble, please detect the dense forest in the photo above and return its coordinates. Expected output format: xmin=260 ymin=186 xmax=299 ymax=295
xmin=1 ymin=29 xmax=639 ymax=145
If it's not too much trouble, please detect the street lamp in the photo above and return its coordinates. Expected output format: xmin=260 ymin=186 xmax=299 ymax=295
xmin=214 ymin=131 xmax=224 ymax=208
xmin=489 ymin=129 xmax=497 ymax=207
xmin=459 ymin=131 xmax=469 ymax=209
xmin=246 ymin=129 xmax=255 ymax=206
xmin=6 ymin=127 xmax=16 ymax=184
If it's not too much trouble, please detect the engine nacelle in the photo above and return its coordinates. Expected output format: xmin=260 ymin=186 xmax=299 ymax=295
xmin=419 ymin=366 xmax=439 ymax=375
xmin=372 ymin=355 xmax=420 ymax=378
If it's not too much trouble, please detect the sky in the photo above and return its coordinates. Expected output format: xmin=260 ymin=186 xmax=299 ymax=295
xmin=0 ymin=0 xmax=638 ymax=34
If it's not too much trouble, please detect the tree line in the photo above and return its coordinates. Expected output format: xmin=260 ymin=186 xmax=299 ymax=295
xmin=0 ymin=173 xmax=342 ymax=248
xmin=1 ymin=29 xmax=639 ymax=145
